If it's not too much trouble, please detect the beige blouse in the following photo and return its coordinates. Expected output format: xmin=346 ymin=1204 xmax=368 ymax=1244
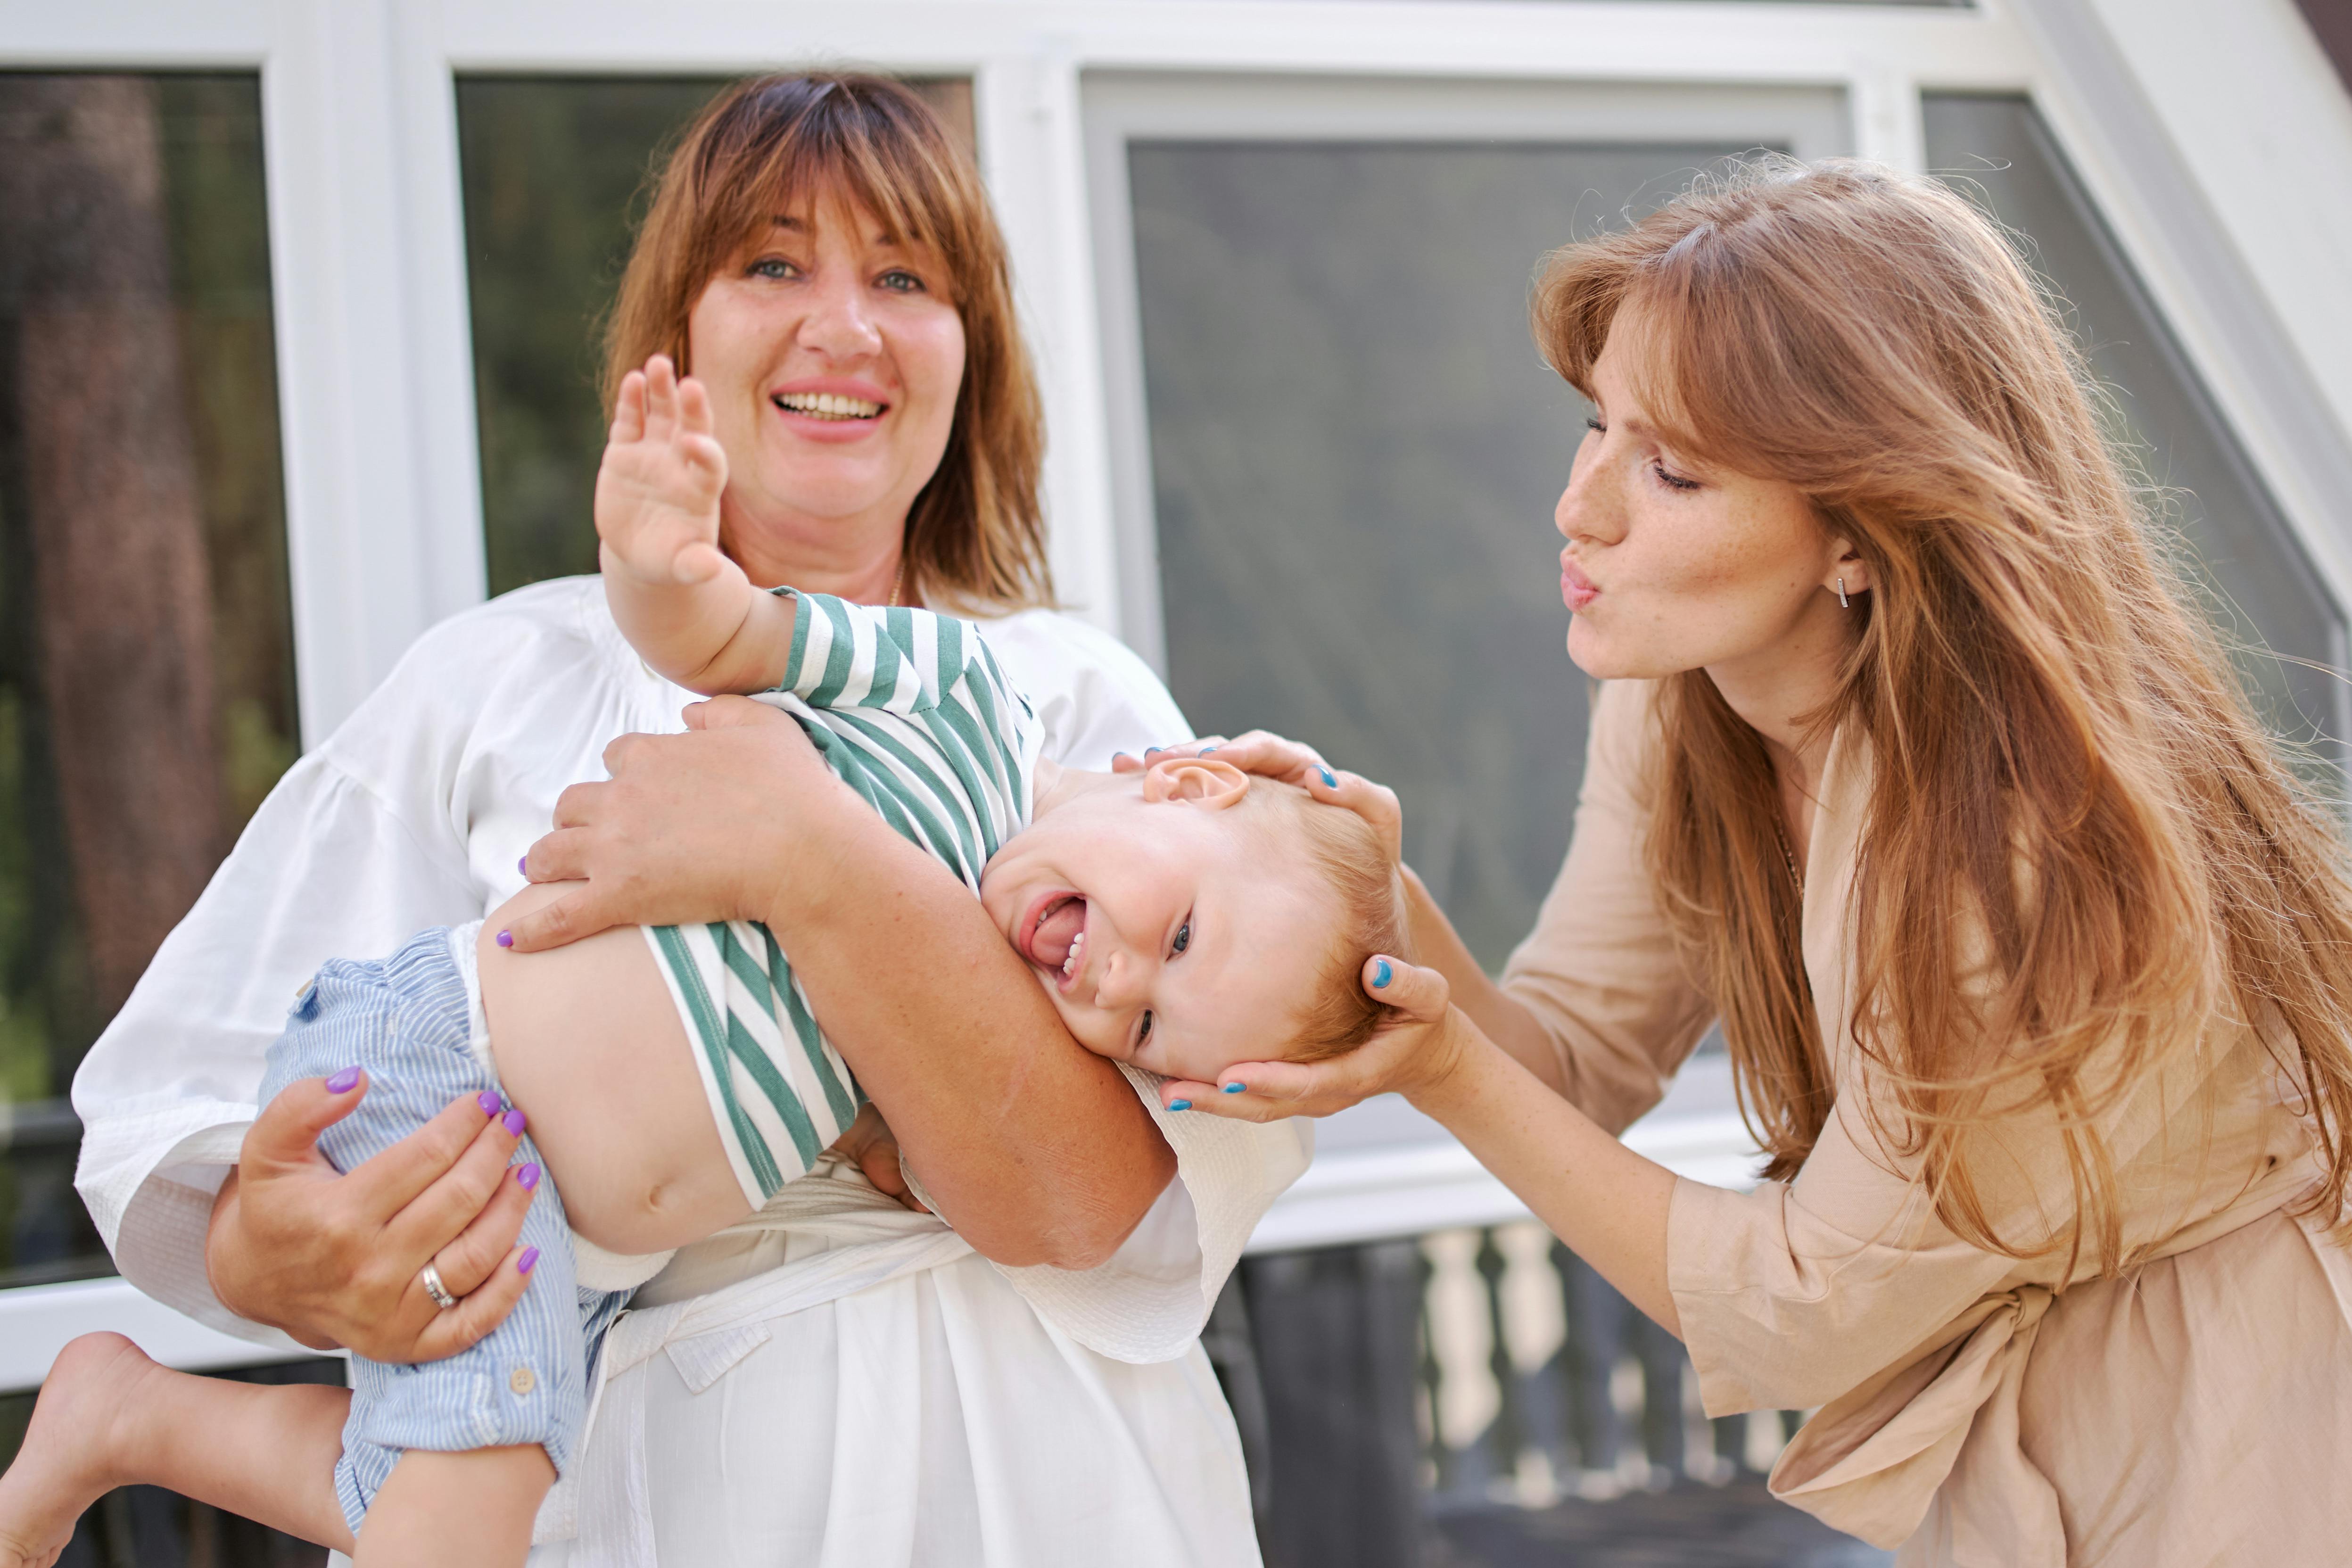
xmin=1500 ymin=679 xmax=2352 ymax=1567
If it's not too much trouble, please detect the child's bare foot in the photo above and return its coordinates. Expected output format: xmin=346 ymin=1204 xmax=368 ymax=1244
xmin=0 ymin=1333 xmax=162 ymax=1567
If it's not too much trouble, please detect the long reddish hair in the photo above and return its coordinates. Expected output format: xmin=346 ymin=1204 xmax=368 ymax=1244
xmin=1534 ymin=158 xmax=2352 ymax=1270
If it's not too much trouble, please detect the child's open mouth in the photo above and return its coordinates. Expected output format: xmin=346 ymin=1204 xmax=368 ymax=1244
xmin=1022 ymin=892 xmax=1090 ymax=991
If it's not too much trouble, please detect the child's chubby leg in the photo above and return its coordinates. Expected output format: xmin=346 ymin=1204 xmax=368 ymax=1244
xmin=1 ymin=1337 xmax=553 ymax=1568
xmin=475 ymin=883 xmax=752 ymax=1257
xmin=355 ymin=1446 xmax=552 ymax=1568
xmin=0 ymin=1331 xmax=356 ymax=1566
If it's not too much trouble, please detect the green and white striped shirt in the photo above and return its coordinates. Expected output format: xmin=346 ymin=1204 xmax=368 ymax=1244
xmin=645 ymin=591 xmax=1043 ymax=1206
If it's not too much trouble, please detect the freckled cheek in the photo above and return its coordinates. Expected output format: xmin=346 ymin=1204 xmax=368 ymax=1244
xmin=1622 ymin=511 xmax=1790 ymax=613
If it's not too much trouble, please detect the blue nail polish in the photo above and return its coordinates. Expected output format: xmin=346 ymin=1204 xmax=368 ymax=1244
xmin=1374 ymin=958 xmax=1393 ymax=989
xmin=1317 ymin=766 xmax=1337 ymax=788
xmin=1145 ymin=747 xmax=1161 ymax=757
xmin=1200 ymin=747 xmax=1216 ymax=754
xmin=1223 ymin=1082 xmax=1246 ymax=1094
xmin=1167 ymin=1099 xmax=1192 ymax=1112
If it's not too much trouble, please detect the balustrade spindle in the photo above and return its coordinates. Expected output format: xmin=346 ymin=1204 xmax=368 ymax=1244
xmin=1418 ymin=1227 xmax=1500 ymax=1501
xmin=1492 ymin=1221 xmax=1569 ymax=1505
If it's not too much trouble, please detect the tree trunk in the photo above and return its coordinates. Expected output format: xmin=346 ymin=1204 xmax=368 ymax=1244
xmin=0 ymin=75 xmax=222 ymax=1027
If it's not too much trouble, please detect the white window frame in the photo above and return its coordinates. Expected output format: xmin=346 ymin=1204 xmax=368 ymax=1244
xmin=3 ymin=0 xmax=2349 ymax=1377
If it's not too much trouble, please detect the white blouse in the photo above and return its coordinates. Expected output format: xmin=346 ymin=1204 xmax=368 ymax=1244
xmin=72 ymin=576 xmax=1308 ymax=1568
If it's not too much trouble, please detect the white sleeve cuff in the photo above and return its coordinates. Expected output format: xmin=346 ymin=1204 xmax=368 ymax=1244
xmin=990 ymin=1065 xmax=1312 ymax=1363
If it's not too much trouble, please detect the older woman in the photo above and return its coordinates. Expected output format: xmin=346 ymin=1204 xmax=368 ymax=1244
xmin=72 ymin=74 xmax=1296 ymax=1566
xmin=1152 ymin=161 xmax=2352 ymax=1565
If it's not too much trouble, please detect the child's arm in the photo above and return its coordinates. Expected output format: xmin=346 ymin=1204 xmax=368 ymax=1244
xmin=594 ymin=354 xmax=797 ymax=695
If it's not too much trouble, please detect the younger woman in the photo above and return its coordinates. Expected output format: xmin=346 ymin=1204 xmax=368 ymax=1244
xmin=1168 ymin=159 xmax=2352 ymax=1565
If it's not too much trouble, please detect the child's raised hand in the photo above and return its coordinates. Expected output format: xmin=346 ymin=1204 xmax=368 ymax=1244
xmin=596 ymin=354 xmax=729 ymax=586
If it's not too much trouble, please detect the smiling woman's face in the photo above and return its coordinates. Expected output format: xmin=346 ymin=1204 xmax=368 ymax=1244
xmin=686 ymin=191 xmax=966 ymax=583
xmin=1555 ymin=308 xmax=1849 ymax=684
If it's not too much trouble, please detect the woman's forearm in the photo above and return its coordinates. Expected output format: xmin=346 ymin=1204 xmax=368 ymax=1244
xmin=1411 ymin=1020 xmax=1680 ymax=1335
xmin=1402 ymin=869 xmax=1570 ymax=1097
xmin=758 ymin=791 xmax=1174 ymax=1269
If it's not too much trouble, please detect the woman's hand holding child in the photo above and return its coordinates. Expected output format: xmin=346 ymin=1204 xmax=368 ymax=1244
xmin=207 ymin=1073 xmax=536 ymax=1362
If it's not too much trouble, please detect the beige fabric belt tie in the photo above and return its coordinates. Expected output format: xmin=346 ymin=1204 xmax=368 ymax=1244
xmin=1771 ymin=1283 xmax=2060 ymax=1561
xmin=1768 ymin=1174 xmax=2313 ymax=1560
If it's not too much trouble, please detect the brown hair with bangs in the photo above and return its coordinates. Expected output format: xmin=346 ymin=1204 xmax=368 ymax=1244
xmin=604 ymin=72 xmax=1051 ymax=611
xmin=1532 ymin=156 xmax=2352 ymax=1271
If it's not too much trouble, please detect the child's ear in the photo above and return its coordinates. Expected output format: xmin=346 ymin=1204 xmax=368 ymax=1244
xmin=1142 ymin=757 xmax=1251 ymax=811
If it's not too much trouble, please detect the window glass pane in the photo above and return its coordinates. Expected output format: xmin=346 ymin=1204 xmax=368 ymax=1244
xmin=1132 ymin=141 xmax=1754 ymax=968
xmin=459 ymin=75 xmax=976 ymax=597
xmin=1923 ymin=94 xmax=2344 ymax=751
xmin=0 ymin=74 xmax=297 ymax=1289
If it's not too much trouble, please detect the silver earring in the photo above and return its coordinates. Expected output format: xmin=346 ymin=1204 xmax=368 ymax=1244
xmin=1837 ymin=577 xmax=1850 ymax=609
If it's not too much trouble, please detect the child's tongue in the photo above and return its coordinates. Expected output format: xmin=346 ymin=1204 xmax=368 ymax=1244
xmin=1033 ymin=896 xmax=1087 ymax=968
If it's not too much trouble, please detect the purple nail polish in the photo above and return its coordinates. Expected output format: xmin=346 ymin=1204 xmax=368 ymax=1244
xmin=518 ymin=1246 xmax=540 ymax=1275
xmin=326 ymin=1067 xmax=361 ymax=1094
xmin=496 ymin=929 xmax=514 ymax=949
xmin=516 ymin=1162 xmax=541 ymax=1191
xmin=478 ymin=1089 xmax=503 ymax=1116
xmin=517 ymin=855 xmax=529 ymax=876
xmin=503 ymin=1108 xmax=528 ymax=1136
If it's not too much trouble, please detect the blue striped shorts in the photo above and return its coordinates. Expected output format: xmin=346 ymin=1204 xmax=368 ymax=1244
xmin=258 ymin=926 xmax=630 ymax=1535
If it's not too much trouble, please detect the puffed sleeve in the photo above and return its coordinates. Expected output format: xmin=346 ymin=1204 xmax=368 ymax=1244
xmin=65 ymin=590 xmax=594 ymax=1343
xmin=70 ymin=751 xmax=480 ymax=1342
xmin=1499 ymin=679 xmax=1718 ymax=1132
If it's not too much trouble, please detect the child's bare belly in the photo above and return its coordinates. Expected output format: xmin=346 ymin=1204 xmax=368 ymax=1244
xmin=474 ymin=886 xmax=752 ymax=1257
